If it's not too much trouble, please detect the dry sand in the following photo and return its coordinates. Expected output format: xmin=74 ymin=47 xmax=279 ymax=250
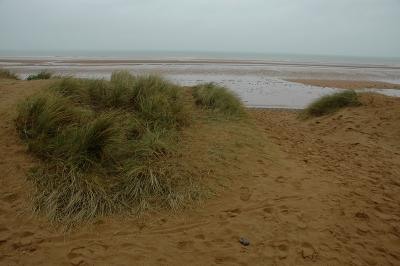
xmin=288 ymin=79 xmax=400 ymax=90
xmin=0 ymin=79 xmax=399 ymax=265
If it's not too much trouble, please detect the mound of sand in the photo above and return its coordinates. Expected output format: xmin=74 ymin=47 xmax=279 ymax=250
xmin=1 ymin=79 xmax=399 ymax=265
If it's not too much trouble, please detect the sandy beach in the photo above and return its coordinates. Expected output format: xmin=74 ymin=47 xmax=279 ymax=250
xmin=288 ymin=79 xmax=400 ymax=90
xmin=0 ymin=78 xmax=399 ymax=265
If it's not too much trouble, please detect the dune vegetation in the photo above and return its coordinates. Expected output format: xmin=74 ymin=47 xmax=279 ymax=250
xmin=192 ymin=83 xmax=245 ymax=117
xmin=27 ymin=71 xmax=53 ymax=80
xmin=15 ymin=71 xmax=246 ymax=226
xmin=0 ymin=69 xmax=19 ymax=80
xmin=301 ymin=90 xmax=361 ymax=118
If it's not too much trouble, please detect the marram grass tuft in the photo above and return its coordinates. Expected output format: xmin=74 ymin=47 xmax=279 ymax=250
xmin=301 ymin=90 xmax=361 ymax=118
xmin=192 ymin=83 xmax=245 ymax=117
xmin=15 ymin=72 xmax=203 ymax=226
xmin=0 ymin=69 xmax=19 ymax=80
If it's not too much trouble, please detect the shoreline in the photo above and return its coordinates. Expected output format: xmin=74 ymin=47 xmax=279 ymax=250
xmin=1 ymin=58 xmax=400 ymax=70
xmin=2 ymin=60 xmax=400 ymax=108
xmin=288 ymin=79 xmax=400 ymax=90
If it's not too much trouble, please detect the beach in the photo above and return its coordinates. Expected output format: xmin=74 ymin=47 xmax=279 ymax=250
xmin=2 ymin=0 xmax=400 ymax=263
xmin=0 ymin=78 xmax=399 ymax=265
xmin=1 ymin=56 xmax=400 ymax=265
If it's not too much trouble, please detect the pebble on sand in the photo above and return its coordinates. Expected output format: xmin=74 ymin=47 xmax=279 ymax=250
xmin=239 ymin=237 xmax=250 ymax=246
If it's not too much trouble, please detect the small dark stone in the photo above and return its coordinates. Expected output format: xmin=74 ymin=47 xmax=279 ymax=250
xmin=239 ymin=237 xmax=250 ymax=246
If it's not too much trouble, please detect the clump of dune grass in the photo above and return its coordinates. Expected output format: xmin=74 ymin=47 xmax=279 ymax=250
xmin=132 ymin=75 xmax=190 ymax=128
xmin=16 ymin=72 xmax=200 ymax=226
xmin=27 ymin=71 xmax=53 ymax=80
xmin=301 ymin=90 xmax=361 ymax=118
xmin=111 ymin=70 xmax=136 ymax=89
xmin=52 ymin=73 xmax=190 ymax=127
xmin=0 ymin=69 xmax=19 ymax=80
xmin=192 ymin=83 xmax=245 ymax=117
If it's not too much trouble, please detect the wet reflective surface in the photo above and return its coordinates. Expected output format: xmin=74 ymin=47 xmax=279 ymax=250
xmin=2 ymin=62 xmax=400 ymax=109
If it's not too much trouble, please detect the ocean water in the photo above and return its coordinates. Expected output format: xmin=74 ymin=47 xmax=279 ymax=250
xmin=1 ymin=50 xmax=400 ymax=66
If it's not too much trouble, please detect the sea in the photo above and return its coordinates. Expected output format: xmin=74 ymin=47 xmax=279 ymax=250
xmin=1 ymin=50 xmax=400 ymax=65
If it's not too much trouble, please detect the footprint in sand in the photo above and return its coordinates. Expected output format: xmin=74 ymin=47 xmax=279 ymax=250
xmin=69 ymin=257 xmax=88 ymax=266
xmin=355 ymin=212 xmax=369 ymax=220
xmin=301 ymin=242 xmax=317 ymax=260
xmin=194 ymin=233 xmax=205 ymax=240
xmin=156 ymin=258 xmax=168 ymax=264
xmin=68 ymin=247 xmax=92 ymax=259
xmin=279 ymin=205 xmax=290 ymax=215
xmin=296 ymin=213 xmax=308 ymax=230
xmin=19 ymin=231 xmax=35 ymax=238
xmin=355 ymin=223 xmax=370 ymax=235
xmin=239 ymin=186 xmax=252 ymax=201
xmin=0 ymin=226 xmax=11 ymax=245
xmin=177 ymin=240 xmax=194 ymax=249
xmin=67 ymin=245 xmax=106 ymax=266
xmin=297 ymin=221 xmax=308 ymax=230
xmin=374 ymin=208 xmax=397 ymax=221
xmin=271 ymin=241 xmax=289 ymax=260
xmin=11 ymin=231 xmax=37 ymax=253
xmin=263 ymin=207 xmax=273 ymax=214
xmin=214 ymin=256 xmax=238 ymax=264
xmin=275 ymin=176 xmax=289 ymax=183
xmin=2 ymin=192 xmax=19 ymax=203
xmin=224 ymin=208 xmax=241 ymax=218
xmin=12 ymin=238 xmax=36 ymax=252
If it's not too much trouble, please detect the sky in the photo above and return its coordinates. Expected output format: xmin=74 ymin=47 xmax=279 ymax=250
xmin=0 ymin=0 xmax=399 ymax=57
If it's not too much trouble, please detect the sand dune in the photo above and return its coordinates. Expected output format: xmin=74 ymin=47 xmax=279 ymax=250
xmin=0 ymin=80 xmax=399 ymax=265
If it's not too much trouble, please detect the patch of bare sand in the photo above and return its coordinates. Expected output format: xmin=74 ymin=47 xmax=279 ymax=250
xmin=252 ymin=93 xmax=400 ymax=265
xmin=288 ymin=79 xmax=400 ymax=90
xmin=0 ymin=79 xmax=399 ymax=265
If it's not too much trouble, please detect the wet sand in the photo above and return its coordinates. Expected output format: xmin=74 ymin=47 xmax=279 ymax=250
xmin=2 ymin=58 xmax=400 ymax=109
xmin=2 ymin=57 xmax=400 ymax=82
xmin=2 ymin=58 xmax=400 ymax=69
xmin=288 ymin=79 xmax=400 ymax=90
xmin=0 ymin=80 xmax=400 ymax=265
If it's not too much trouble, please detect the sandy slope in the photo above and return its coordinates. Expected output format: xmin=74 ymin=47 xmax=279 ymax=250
xmin=0 ymin=80 xmax=399 ymax=265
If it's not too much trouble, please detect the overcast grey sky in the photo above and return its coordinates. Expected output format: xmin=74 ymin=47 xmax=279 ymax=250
xmin=0 ymin=0 xmax=399 ymax=57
